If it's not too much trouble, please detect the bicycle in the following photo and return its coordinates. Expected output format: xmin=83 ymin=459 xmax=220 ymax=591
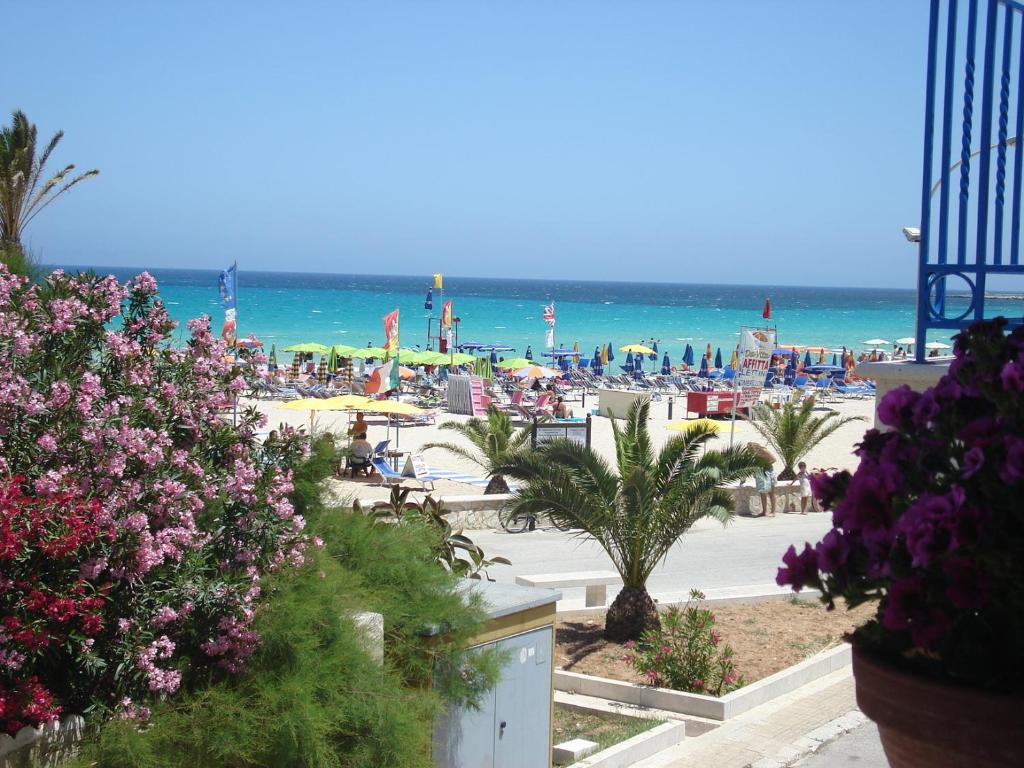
xmin=499 ymin=507 xmax=573 ymax=534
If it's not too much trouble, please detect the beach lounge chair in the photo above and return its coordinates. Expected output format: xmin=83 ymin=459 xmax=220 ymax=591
xmin=371 ymin=456 xmax=436 ymax=491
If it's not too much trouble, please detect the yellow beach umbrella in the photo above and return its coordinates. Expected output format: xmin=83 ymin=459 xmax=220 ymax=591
xmin=351 ymin=347 xmax=388 ymax=359
xmin=449 ymin=352 xmax=476 ymax=365
xmin=283 ymin=343 xmax=330 ymax=354
xmin=331 ymin=344 xmax=359 ymax=356
xmin=362 ymin=400 xmax=425 ymax=415
xmin=729 ymin=349 xmax=739 ymax=369
xmin=572 ymin=340 xmax=581 ymax=365
xmin=619 ymin=344 xmax=656 ymax=355
xmin=601 ymin=344 xmax=609 ymax=365
xmin=496 ymin=357 xmax=533 ymax=369
xmin=320 ymin=394 xmax=373 ymax=410
xmin=666 ymin=419 xmax=722 ymax=434
xmin=705 ymin=343 xmax=713 ymax=359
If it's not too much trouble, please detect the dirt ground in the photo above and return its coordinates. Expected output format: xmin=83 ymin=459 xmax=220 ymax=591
xmin=555 ymin=597 xmax=874 ymax=689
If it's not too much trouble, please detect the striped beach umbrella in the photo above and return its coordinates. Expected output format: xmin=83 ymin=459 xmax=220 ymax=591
xmin=290 ymin=353 xmax=301 ymax=379
xmin=316 ymin=355 xmax=328 ymax=384
xmin=268 ymin=344 xmax=277 ymax=369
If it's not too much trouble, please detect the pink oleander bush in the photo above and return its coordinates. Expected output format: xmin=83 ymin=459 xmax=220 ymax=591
xmin=0 ymin=266 xmax=309 ymax=734
xmin=623 ymin=589 xmax=744 ymax=695
xmin=777 ymin=318 xmax=1024 ymax=694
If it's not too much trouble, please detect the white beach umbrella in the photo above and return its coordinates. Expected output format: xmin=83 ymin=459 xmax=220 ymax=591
xmin=924 ymin=341 xmax=951 ymax=350
xmin=862 ymin=339 xmax=891 ymax=347
xmin=895 ymin=337 xmax=917 ymax=346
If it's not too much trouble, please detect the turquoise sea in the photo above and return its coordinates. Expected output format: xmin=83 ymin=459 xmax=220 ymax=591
xmin=62 ymin=267 xmax=1023 ymax=362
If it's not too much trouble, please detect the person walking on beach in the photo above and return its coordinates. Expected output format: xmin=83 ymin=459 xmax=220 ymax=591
xmin=796 ymin=461 xmax=818 ymax=514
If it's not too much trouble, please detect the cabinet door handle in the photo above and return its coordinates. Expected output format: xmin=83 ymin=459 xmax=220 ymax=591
xmin=499 ymin=720 xmax=507 ymax=732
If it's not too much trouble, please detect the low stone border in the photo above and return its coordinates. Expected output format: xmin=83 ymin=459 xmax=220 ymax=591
xmin=563 ymin=720 xmax=685 ymax=768
xmin=0 ymin=715 xmax=84 ymax=768
xmin=555 ymin=643 xmax=851 ymax=722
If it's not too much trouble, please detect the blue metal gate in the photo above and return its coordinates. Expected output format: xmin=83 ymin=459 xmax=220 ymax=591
xmin=916 ymin=0 xmax=1024 ymax=359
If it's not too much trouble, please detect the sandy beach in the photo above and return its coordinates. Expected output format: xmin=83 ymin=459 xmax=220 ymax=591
xmin=247 ymin=392 xmax=876 ymax=507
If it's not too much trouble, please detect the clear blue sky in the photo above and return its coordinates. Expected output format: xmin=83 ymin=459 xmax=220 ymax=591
xmin=9 ymin=1 xmax=930 ymax=288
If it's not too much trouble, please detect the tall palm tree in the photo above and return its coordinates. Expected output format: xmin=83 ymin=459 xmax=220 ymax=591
xmin=0 ymin=110 xmax=99 ymax=251
xmin=745 ymin=399 xmax=864 ymax=480
xmin=423 ymin=406 xmax=532 ymax=494
xmin=493 ymin=397 xmax=765 ymax=641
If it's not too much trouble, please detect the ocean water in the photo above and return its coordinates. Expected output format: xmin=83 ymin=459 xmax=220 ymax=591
xmin=60 ymin=266 xmax=1023 ymax=361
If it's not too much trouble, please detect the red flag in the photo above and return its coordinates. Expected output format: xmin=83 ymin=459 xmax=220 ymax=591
xmin=543 ymin=303 xmax=556 ymax=326
xmin=383 ymin=308 xmax=400 ymax=352
xmin=762 ymin=298 xmax=772 ymax=320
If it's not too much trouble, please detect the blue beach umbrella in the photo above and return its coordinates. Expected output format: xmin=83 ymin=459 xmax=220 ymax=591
xmin=525 ymin=345 xmax=533 ymax=360
xmin=698 ymin=355 xmax=709 ymax=377
xmin=649 ymin=341 xmax=658 ymax=361
xmin=623 ymin=351 xmax=635 ymax=372
xmin=683 ymin=344 xmax=694 ymax=367
xmin=714 ymin=348 xmax=723 ymax=369
xmin=791 ymin=350 xmax=799 ymax=369
xmin=591 ymin=348 xmax=603 ymax=375
xmin=661 ymin=353 xmax=671 ymax=375
xmin=606 ymin=343 xmax=615 ymax=362
xmin=832 ymin=353 xmax=839 ymax=366
xmin=784 ymin=359 xmax=796 ymax=385
xmin=803 ymin=351 xmax=812 ymax=368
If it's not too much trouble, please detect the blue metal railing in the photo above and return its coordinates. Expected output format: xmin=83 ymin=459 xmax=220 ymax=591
xmin=916 ymin=0 xmax=1024 ymax=360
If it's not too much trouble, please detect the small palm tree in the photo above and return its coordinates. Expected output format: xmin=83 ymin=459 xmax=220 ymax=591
xmin=745 ymin=399 xmax=864 ymax=480
xmin=423 ymin=406 xmax=532 ymax=494
xmin=0 ymin=110 xmax=99 ymax=252
xmin=493 ymin=397 xmax=765 ymax=641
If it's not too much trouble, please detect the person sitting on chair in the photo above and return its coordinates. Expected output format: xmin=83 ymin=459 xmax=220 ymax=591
xmin=349 ymin=433 xmax=374 ymax=477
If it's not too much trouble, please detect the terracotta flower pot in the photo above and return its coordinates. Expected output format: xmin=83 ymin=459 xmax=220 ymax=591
xmin=853 ymin=646 xmax=1024 ymax=768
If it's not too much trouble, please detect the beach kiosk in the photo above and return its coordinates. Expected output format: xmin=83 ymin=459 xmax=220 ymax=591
xmin=433 ymin=581 xmax=561 ymax=768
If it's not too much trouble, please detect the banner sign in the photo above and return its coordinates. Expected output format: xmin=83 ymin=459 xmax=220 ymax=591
xmin=383 ymin=308 xmax=400 ymax=352
xmin=736 ymin=327 xmax=776 ymax=405
xmin=441 ymin=300 xmax=453 ymax=329
xmin=533 ymin=416 xmax=592 ymax=449
xmin=218 ymin=263 xmax=237 ymax=309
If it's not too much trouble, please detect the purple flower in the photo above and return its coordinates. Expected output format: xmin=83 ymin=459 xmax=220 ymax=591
xmin=958 ymin=417 xmax=1000 ymax=449
xmin=896 ymin=492 xmax=958 ymax=567
xmin=961 ymin=446 xmax=985 ymax=479
xmin=832 ymin=466 xmax=894 ymax=542
xmin=815 ymin=529 xmax=850 ymax=576
xmin=777 ymin=543 xmax=819 ymax=591
xmin=1000 ymin=436 xmax=1024 ymax=484
xmin=1000 ymin=360 xmax=1024 ymax=392
xmin=943 ymin=557 xmax=987 ymax=610
xmin=810 ymin=470 xmax=850 ymax=511
xmin=883 ymin=576 xmax=950 ymax=649
xmin=910 ymin=390 xmax=941 ymax=428
xmin=877 ymin=385 xmax=920 ymax=428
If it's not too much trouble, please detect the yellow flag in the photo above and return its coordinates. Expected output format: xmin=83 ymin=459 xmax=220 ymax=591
xmin=433 ymin=273 xmax=443 ymax=289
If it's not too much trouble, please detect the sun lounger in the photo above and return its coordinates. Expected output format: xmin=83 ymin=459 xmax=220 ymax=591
xmin=371 ymin=456 xmax=436 ymax=491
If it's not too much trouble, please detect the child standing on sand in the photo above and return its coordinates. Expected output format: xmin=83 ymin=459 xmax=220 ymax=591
xmin=797 ymin=461 xmax=818 ymax=514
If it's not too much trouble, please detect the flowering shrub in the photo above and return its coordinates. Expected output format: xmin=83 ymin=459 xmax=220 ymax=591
xmin=0 ymin=266 xmax=309 ymax=734
xmin=623 ymin=590 xmax=743 ymax=695
xmin=777 ymin=319 xmax=1024 ymax=693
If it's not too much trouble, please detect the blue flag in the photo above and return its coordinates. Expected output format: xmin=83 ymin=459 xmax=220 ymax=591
xmin=218 ymin=263 xmax=237 ymax=309
xmin=424 ymin=286 xmax=433 ymax=310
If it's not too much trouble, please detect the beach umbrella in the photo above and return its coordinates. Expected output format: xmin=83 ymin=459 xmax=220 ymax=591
xmin=495 ymin=357 xmax=533 ymax=369
xmin=317 ymin=355 xmax=328 ymax=384
xmin=606 ymin=343 xmax=615 ymax=362
xmin=624 ymin=351 xmax=635 ymax=372
xmin=804 ymin=364 xmax=845 ymax=374
xmin=619 ymin=344 xmax=655 ymax=355
xmin=327 ymin=346 xmax=338 ymax=373
xmin=832 ymin=353 xmax=838 ymax=366
xmin=489 ymin=350 xmax=499 ymax=364
xmin=457 ymin=341 xmax=485 ymax=350
xmin=525 ymin=345 xmax=533 ymax=360
xmin=698 ymin=355 xmax=709 ymax=377
xmin=762 ymin=298 xmax=772 ymax=320
xmin=544 ymin=346 xmax=576 ymax=357
xmin=661 ymin=353 xmax=671 ymax=375
xmin=268 ymin=344 xmax=277 ymax=368
xmin=863 ymin=339 xmax=890 ymax=350
xmin=714 ymin=348 xmax=723 ymax=369
xmin=474 ymin=357 xmax=493 ymax=378
xmin=283 ymin=343 xmax=330 ymax=354
xmin=237 ymin=337 xmax=263 ymax=349
xmin=449 ymin=352 xmax=476 ymax=365
xmin=924 ymin=341 xmax=951 ymax=350
xmin=784 ymin=359 xmax=796 ymax=385
xmin=573 ymin=340 xmax=581 ymax=366
xmin=803 ymin=351 xmax=812 ymax=368
xmin=591 ymin=349 xmax=603 ymax=375
xmin=321 ymin=394 xmax=373 ymax=409
xmin=667 ymin=418 xmax=721 ymax=435
xmin=362 ymin=400 xmax=425 ymax=416
xmin=290 ymin=353 xmax=301 ymax=379
xmin=730 ymin=348 xmax=739 ymax=369
xmin=482 ymin=344 xmax=516 ymax=353
xmin=350 ymin=346 xmax=387 ymax=359
xmin=683 ymin=344 xmax=694 ymax=367
xmin=513 ymin=365 xmax=560 ymax=379
xmin=705 ymin=343 xmax=712 ymax=360
xmin=649 ymin=341 xmax=658 ymax=361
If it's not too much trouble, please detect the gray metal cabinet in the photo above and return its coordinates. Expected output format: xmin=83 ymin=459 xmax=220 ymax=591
xmin=434 ymin=626 xmax=553 ymax=768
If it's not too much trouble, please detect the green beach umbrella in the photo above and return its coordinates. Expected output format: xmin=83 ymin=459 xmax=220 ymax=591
xmin=331 ymin=344 xmax=359 ymax=356
xmin=474 ymin=356 xmax=493 ymax=378
xmin=418 ymin=351 xmax=450 ymax=365
xmin=283 ymin=342 xmax=330 ymax=354
xmin=268 ymin=344 xmax=277 ymax=367
xmin=495 ymin=357 xmax=533 ymax=369
xmin=327 ymin=346 xmax=338 ymax=373
xmin=351 ymin=346 xmax=388 ymax=359
xmin=449 ymin=352 xmax=476 ymax=365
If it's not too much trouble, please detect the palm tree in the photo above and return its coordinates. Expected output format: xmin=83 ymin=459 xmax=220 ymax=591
xmin=423 ymin=406 xmax=532 ymax=494
xmin=493 ymin=397 xmax=765 ymax=641
xmin=0 ymin=110 xmax=99 ymax=252
xmin=745 ymin=399 xmax=864 ymax=481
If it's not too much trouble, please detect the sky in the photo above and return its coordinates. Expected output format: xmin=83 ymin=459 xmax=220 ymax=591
xmin=8 ymin=1 xmax=931 ymax=288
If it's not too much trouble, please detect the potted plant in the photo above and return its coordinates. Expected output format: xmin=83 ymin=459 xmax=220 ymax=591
xmin=776 ymin=319 xmax=1023 ymax=768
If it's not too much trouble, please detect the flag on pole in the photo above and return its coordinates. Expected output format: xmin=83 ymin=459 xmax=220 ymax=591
xmin=424 ymin=287 xmax=433 ymax=310
xmin=441 ymin=300 xmax=453 ymax=329
xmin=383 ymin=308 xmax=400 ymax=353
xmin=218 ymin=263 xmax=238 ymax=346
xmin=543 ymin=303 xmax=556 ymax=326
xmin=545 ymin=328 xmax=554 ymax=349
xmin=762 ymin=298 xmax=772 ymax=320
xmin=433 ymin=273 xmax=443 ymax=289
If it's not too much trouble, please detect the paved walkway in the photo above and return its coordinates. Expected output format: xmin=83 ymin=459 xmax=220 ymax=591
xmin=793 ymin=721 xmax=885 ymax=767
xmin=472 ymin=512 xmax=834 ymax=606
xmin=629 ymin=669 xmax=867 ymax=768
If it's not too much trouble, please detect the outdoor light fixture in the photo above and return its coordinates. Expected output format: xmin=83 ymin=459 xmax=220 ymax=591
xmin=902 ymin=227 xmax=921 ymax=242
